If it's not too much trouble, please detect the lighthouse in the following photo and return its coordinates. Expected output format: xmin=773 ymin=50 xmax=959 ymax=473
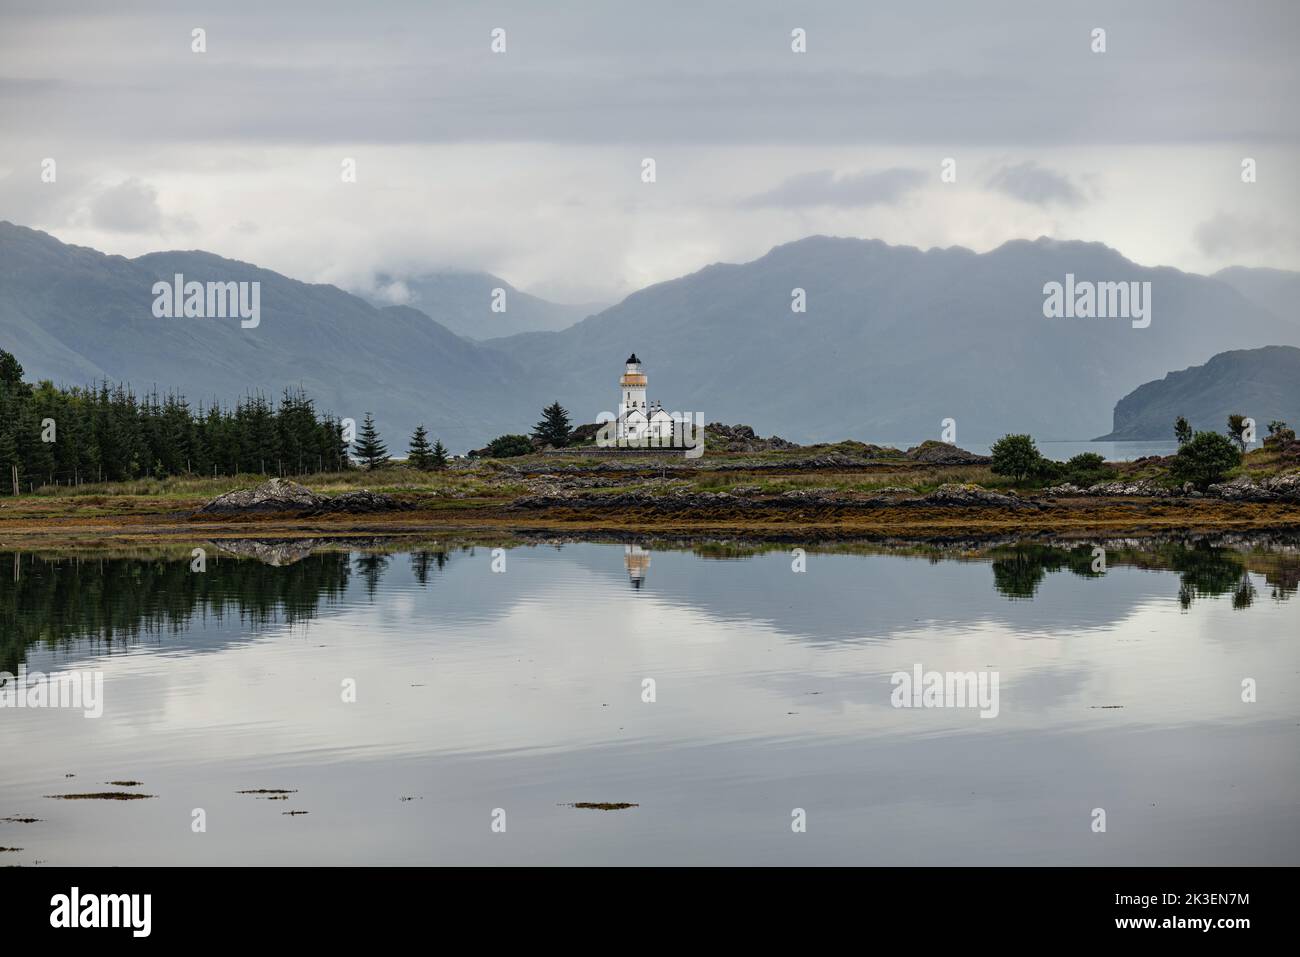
xmin=617 ymin=354 xmax=647 ymax=440
xmin=615 ymin=353 xmax=675 ymax=443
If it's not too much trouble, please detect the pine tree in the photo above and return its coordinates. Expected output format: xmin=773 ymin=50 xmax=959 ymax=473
xmin=0 ymin=428 xmax=18 ymax=493
xmin=431 ymin=439 xmax=449 ymax=469
xmin=532 ymin=401 xmax=572 ymax=448
xmin=1174 ymin=415 xmax=1193 ymax=446
xmin=354 ymin=412 xmax=389 ymax=470
xmin=408 ymin=424 xmax=433 ymax=470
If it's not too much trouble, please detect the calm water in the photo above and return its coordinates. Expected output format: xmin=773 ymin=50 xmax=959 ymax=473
xmin=1 ymin=539 xmax=1296 ymax=866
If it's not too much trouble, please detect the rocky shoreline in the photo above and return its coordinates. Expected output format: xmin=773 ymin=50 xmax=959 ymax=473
xmin=1044 ymin=473 xmax=1300 ymax=502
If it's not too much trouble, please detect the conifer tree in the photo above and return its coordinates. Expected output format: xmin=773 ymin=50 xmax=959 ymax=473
xmin=354 ymin=412 xmax=389 ymax=470
xmin=408 ymin=424 xmax=433 ymax=470
xmin=532 ymin=401 xmax=572 ymax=448
xmin=431 ymin=439 xmax=449 ymax=469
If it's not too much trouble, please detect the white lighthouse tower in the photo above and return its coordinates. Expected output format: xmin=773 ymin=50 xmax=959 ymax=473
xmin=617 ymin=353 xmax=648 ymax=440
xmin=615 ymin=353 xmax=675 ymax=443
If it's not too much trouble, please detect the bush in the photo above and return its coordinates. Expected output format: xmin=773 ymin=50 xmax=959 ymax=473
xmin=1032 ymin=456 xmax=1064 ymax=481
xmin=990 ymin=434 xmax=1040 ymax=483
xmin=1265 ymin=420 xmax=1295 ymax=447
xmin=1171 ymin=432 xmax=1241 ymax=488
xmin=1065 ymin=452 xmax=1105 ymax=473
xmin=484 ymin=434 xmax=535 ymax=458
xmin=1061 ymin=452 xmax=1115 ymax=486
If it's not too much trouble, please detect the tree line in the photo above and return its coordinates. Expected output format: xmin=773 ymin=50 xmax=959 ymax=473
xmin=0 ymin=348 xmax=460 ymax=489
xmin=0 ymin=347 xmax=352 ymax=490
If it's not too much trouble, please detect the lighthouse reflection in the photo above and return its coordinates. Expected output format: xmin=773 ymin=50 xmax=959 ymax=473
xmin=624 ymin=544 xmax=651 ymax=589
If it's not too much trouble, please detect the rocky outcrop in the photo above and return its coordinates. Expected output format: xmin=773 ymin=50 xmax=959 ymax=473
xmin=1081 ymin=480 xmax=1176 ymax=498
xmin=327 ymin=490 xmax=409 ymax=513
xmin=198 ymin=478 xmax=408 ymax=516
xmin=1208 ymin=473 xmax=1300 ymax=502
xmin=1039 ymin=473 xmax=1300 ymax=502
xmin=199 ymin=478 xmax=324 ymax=514
xmin=1042 ymin=483 xmax=1086 ymax=496
xmin=705 ymin=423 xmax=799 ymax=453
xmin=904 ymin=441 xmax=992 ymax=466
xmin=916 ymin=483 xmax=1030 ymax=508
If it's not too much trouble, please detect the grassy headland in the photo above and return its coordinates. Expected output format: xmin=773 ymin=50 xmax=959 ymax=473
xmin=4 ymin=434 xmax=1298 ymax=547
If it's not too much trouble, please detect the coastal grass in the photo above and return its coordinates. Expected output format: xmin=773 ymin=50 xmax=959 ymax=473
xmin=2 ymin=444 xmax=1296 ymax=547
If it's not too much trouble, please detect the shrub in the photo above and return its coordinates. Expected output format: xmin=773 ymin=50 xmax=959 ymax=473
xmin=484 ymin=434 xmax=534 ymax=458
xmin=1061 ymin=452 xmax=1115 ymax=486
xmin=1171 ymin=432 xmax=1241 ymax=488
xmin=1032 ymin=456 xmax=1064 ymax=481
xmin=1265 ymin=420 xmax=1295 ymax=447
xmin=990 ymin=434 xmax=1040 ymax=483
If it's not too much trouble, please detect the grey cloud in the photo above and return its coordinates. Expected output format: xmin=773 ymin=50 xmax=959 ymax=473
xmin=742 ymin=168 xmax=926 ymax=208
xmin=89 ymin=178 xmax=162 ymax=233
xmin=985 ymin=162 xmax=1084 ymax=207
xmin=1195 ymin=212 xmax=1299 ymax=257
xmin=1 ymin=1 xmax=1296 ymax=148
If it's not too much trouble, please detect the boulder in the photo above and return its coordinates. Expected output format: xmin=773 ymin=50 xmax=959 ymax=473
xmin=904 ymin=441 xmax=992 ymax=466
xmin=199 ymin=478 xmax=324 ymax=514
xmin=198 ymin=478 xmax=407 ymax=516
xmin=704 ymin=423 xmax=800 ymax=452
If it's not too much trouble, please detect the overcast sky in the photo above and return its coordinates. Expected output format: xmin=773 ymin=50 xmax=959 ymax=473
xmin=1 ymin=0 xmax=1296 ymax=303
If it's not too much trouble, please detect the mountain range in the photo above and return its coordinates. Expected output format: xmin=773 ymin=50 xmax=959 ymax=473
xmin=2 ymin=220 xmax=1297 ymax=452
xmin=360 ymin=272 xmax=602 ymax=340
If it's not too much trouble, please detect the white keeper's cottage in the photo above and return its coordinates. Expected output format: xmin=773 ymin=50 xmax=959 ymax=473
xmin=616 ymin=354 xmax=675 ymax=442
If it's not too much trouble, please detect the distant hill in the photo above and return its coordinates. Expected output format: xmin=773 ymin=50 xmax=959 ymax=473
xmin=361 ymin=272 xmax=601 ymax=340
xmin=1212 ymin=267 xmax=1300 ymax=326
xmin=0 ymin=222 xmax=533 ymax=452
xmin=4 ymin=221 xmax=1299 ymax=450
xmin=490 ymin=236 xmax=1300 ymax=443
xmin=1096 ymin=346 xmax=1300 ymax=440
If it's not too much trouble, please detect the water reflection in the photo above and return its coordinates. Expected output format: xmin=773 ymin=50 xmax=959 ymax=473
xmin=624 ymin=545 xmax=650 ymax=589
xmin=1 ymin=534 xmax=1296 ymax=866
xmin=983 ymin=540 xmax=1293 ymax=608
xmin=2 ymin=537 xmax=1295 ymax=671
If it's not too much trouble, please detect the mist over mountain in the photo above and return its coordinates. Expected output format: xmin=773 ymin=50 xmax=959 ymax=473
xmin=3 ymin=222 xmax=1298 ymax=451
xmin=1212 ymin=266 xmax=1300 ymax=327
xmin=1096 ymin=346 xmax=1300 ymax=441
xmin=361 ymin=272 xmax=602 ymax=340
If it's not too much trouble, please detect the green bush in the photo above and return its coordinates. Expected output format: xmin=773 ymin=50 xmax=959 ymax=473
xmin=1171 ymin=432 xmax=1241 ymax=488
xmin=1032 ymin=456 xmax=1064 ymax=481
xmin=484 ymin=434 xmax=535 ymax=458
xmin=990 ymin=434 xmax=1040 ymax=483
xmin=1061 ymin=452 xmax=1115 ymax=486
